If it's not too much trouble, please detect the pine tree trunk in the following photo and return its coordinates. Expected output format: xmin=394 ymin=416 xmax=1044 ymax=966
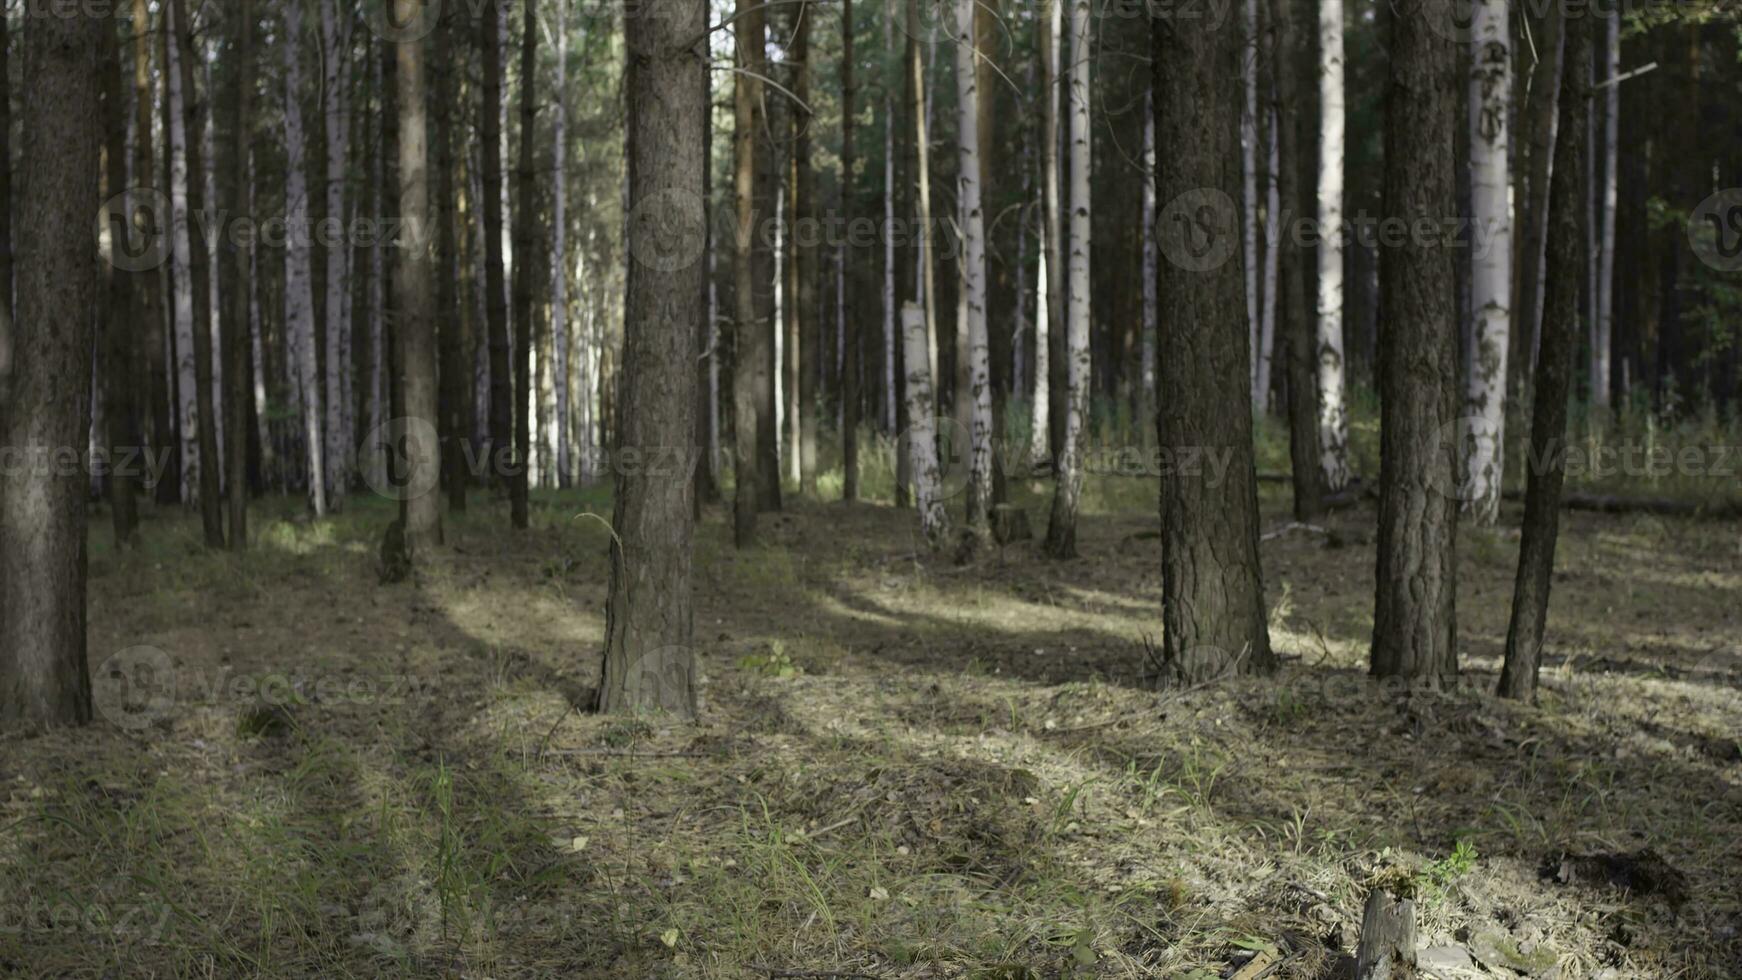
xmin=753 ymin=8 xmax=781 ymax=513
xmin=1591 ymin=9 xmax=1618 ymax=408
xmin=0 ymin=7 xmax=10 ymax=339
xmin=552 ymin=0 xmax=571 ymax=487
xmin=1499 ymin=7 xmax=1588 ymax=702
xmin=1270 ymin=0 xmax=1323 ymax=522
xmin=101 ymin=23 xmax=140 ymax=549
xmin=1461 ymin=0 xmax=1515 ymax=524
xmin=732 ymin=0 xmax=767 ymax=544
xmin=795 ymin=2 xmax=819 ymax=497
xmin=434 ymin=5 xmax=467 ymax=513
xmin=395 ymin=0 xmax=441 ymax=552
xmin=1141 ymin=92 xmax=1158 ymax=417
xmin=223 ymin=0 xmax=256 ymax=549
xmin=283 ymin=0 xmax=326 ymax=515
xmin=1372 ymin=0 xmax=1460 ymax=680
xmin=321 ymin=0 xmax=353 ymax=509
xmin=509 ymin=0 xmax=538 ymax=529
xmin=1242 ymin=0 xmax=1262 ymax=388
xmin=840 ymin=0 xmax=860 ymax=501
xmin=1512 ymin=6 xmax=1564 ymax=387
xmin=1316 ymin=0 xmax=1351 ymax=490
xmin=599 ymin=0 xmax=706 ymax=717
xmin=482 ymin=4 xmax=513 ymax=507
xmin=1153 ymin=0 xmax=1275 ymax=680
xmin=1043 ymin=0 xmax=1090 ymax=559
xmin=0 ymin=5 xmax=102 ymax=730
xmin=132 ymin=0 xmax=175 ymax=509
xmin=952 ymin=0 xmax=994 ymax=543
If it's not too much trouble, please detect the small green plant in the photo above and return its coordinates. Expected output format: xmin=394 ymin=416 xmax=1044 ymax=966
xmin=738 ymin=641 xmax=802 ymax=678
xmin=1417 ymin=839 xmax=1479 ymax=900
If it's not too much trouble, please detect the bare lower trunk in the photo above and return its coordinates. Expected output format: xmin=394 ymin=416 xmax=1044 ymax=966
xmin=840 ymin=0 xmax=859 ymax=501
xmin=101 ymin=25 xmax=140 ymax=548
xmin=482 ymin=5 xmax=512 ymax=506
xmin=321 ymin=0 xmax=354 ymax=509
xmin=1372 ymin=0 xmax=1460 ymax=680
xmin=1043 ymin=0 xmax=1090 ymax=559
xmin=599 ymin=0 xmax=705 ymax=717
xmin=1499 ymin=9 xmax=1588 ymax=703
xmin=224 ymin=0 xmax=255 ymax=549
xmin=1316 ymin=0 xmax=1351 ymax=491
xmin=0 ymin=7 xmax=102 ymax=729
xmin=1271 ymin=0 xmax=1322 ymax=522
xmin=282 ymin=0 xmax=325 ymax=516
xmin=1031 ymin=0 xmax=1060 ymax=467
xmin=510 ymin=0 xmax=538 ymax=529
xmin=1591 ymin=10 xmax=1618 ymax=408
xmin=902 ymin=304 xmax=949 ymax=545
xmin=732 ymin=0 xmax=766 ymax=544
xmin=395 ymin=0 xmax=441 ymax=552
xmin=952 ymin=0 xmax=993 ymax=542
xmin=1513 ymin=7 xmax=1564 ymax=387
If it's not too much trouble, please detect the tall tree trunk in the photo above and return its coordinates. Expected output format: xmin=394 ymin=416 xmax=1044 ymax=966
xmin=732 ymin=0 xmax=767 ymax=544
xmin=1032 ymin=0 xmax=1061 ymax=467
xmin=1242 ymin=0 xmax=1262 ymax=394
xmin=552 ymin=0 xmax=571 ymax=487
xmin=795 ymin=1 xmax=819 ymax=497
xmin=1372 ymin=0 xmax=1460 ymax=680
xmin=902 ymin=304 xmax=949 ymax=544
xmin=321 ymin=0 xmax=353 ymax=509
xmin=1591 ymin=9 xmax=1618 ymax=409
xmin=101 ymin=23 xmax=140 ymax=549
xmin=1512 ymin=6 xmax=1564 ymax=388
xmin=907 ymin=0 xmax=938 ymax=416
xmin=882 ymin=2 xmax=898 ymax=436
xmin=1141 ymin=91 xmax=1158 ymax=418
xmin=132 ymin=0 xmax=174 ymax=509
xmin=434 ymin=4 xmax=467 ymax=513
xmin=1271 ymin=0 xmax=1322 ymax=522
xmin=1498 ymin=7 xmax=1588 ymax=703
xmin=0 ymin=4 xmax=102 ymax=729
xmin=1316 ymin=0 xmax=1351 ymax=490
xmin=395 ymin=0 xmax=441 ymax=551
xmin=482 ymin=2 xmax=512 ymax=508
xmin=283 ymin=0 xmax=325 ymax=515
xmin=1043 ymin=0 xmax=1090 ymax=559
xmin=840 ymin=0 xmax=860 ymax=501
xmin=0 ymin=7 xmax=10 ymax=337
xmin=172 ymin=0 xmax=225 ymax=545
xmin=1461 ymin=0 xmax=1514 ymax=523
xmin=753 ymin=4 xmax=781 ymax=512
xmin=1153 ymin=1 xmax=1274 ymax=680
xmin=952 ymin=0 xmax=993 ymax=544
xmin=510 ymin=0 xmax=539 ymax=529
xmin=599 ymin=0 xmax=706 ymax=717
xmin=224 ymin=0 xmax=256 ymax=548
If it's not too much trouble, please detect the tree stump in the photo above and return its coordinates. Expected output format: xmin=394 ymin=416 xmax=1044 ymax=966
xmin=1354 ymin=890 xmax=1416 ymax=979
xmin=991 ymin=503 xmax=1032 ymax=544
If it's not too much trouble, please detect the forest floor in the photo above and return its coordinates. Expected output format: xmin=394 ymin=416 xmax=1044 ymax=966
xmin=2 ymin=463 xmax=1740 ymax=978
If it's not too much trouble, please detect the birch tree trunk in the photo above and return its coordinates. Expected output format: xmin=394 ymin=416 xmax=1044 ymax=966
xmin=1461 ymin=0 xmax=1514 ymax=523
xmin=902 ymin=303 xmax=949 ymax=545
xmin=0 ymin=5 xmax=102 ymax=729
xmin=1031 ymin=0 xmax=1060 ymax=466
xmin=224 ymin=0 xmax=255 ymax=548
xmin=165 ymin=0 xmax=198 ymax=508
xmin=907 ymin=0 xmax=938 ymax=406
xmin=1372 ymin=0 xmax=1460 ymax=680
xmin=1043 ymin=0 xmax=1090 ymax=559
xmin=1316 ymin=0 xmax=1351 ymax=491
xmin=1141 ymin=89 xmax=1157 ymax=414
xmin=1591 ymin=9 xmax=1618 ymax=408
xmin=320 ymin=0 xmax=354 ymax=508
xmin=1500 ymin=9 xmax=1588 ymax=702
xmin=283 ymin=0 xmax=325 ymax=515
xmin=882 ymin=2 xmax=898 ymax=434
xmin=552 ymin=0 xmax=570 ymax=486
xmin=952 ymin=0 xmax=993 ymax=542
xmin=395 ymin=0 xmax=441 ymax=551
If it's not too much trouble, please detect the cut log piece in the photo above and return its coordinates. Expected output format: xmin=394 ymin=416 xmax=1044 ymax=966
xmin=1354 ymin=890 xmax=1417 ymax=980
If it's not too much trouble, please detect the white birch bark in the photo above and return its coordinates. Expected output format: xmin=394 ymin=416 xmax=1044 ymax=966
xmin=247 ymin=147 xmax=274 ymax=487
xmin=1046 ymin=0 xmax=1090 ymax=553
xmin=1316 ymin=0 xmax=1350 ymax=490
xmin=1592 ymin=9 xmax=1618 ymax=407
xmin=167 ymin=0 xmax=199 ymax=505
xmin=1461 ymin=0 xmax=1513 ymax=522
xmin=1029 ymin=0 xmax=1060 ymax=466
xmin=320 ymin=0 xmax=352 ymax=506
xmin=283 ymin=0 xmax=325 ymax=514
xmin=952 ymin=0 xmax=992 ymax=531
xmin=902 ymin=303 xmax=948 ymax=544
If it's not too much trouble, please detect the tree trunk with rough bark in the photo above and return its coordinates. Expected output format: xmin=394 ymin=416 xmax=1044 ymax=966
xmin=1372 ymin=0 xmax=1460 ymax=680
xmin=1316 ymin=0 xmax=1351 ymax=491
xmin=902 ymin=304 xmax=949 ymax=545
xmin=1499 ymin=8 xmax=1588 ymax=703
xmin=283 ymin=0 xmax=326 ymax=516
xmin=840 ymin=0 xmax=859 ymax=501
xmin=952 ymin=0 xmax=993 ymax=546
xmin=101 ymin=23 xmax=140 ymax=549
xmin=321 ymin=0 xmax=354 ymax=509
xmin=482 ymin=4 xmax=512 ymax=509
xmin=1044 ymin=0 xmax=1091 ymax=560
xmin=395 ymin=0 xmax=442 ymax=552
xmin=224 ymin=0 xmax=256 ymax=548
xmin=0 ymin=5 xmax=103 ymax=730
xmin=733 ymin=0 xmax=767 ymax=545
xmin=1591 ymin=9 xmax=1618 ymax=408
xmin=510 ymin=0 xmax=538 ymax=529
xmin=1270 ymin=0 xmax=1322 ymax=522
xmin=599 ymin=0 xmax=706 ymax=717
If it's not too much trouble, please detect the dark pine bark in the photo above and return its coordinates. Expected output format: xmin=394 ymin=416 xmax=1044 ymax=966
xmin=0 ymin=5 xmax=103 ymax=729
xmin=1372 ymin=0 xmax=1460 ymax=680
xmin=732 ymin=0 xmax=766 ymax=546
xmin=136 ymin=0 xmax=174 ymax=509
xmin=795 ymin=1 xmax=819 ymax=497
xmin=598 ymin=0 xmax=706 ymax=716
xmin=510 ymin=0 xmax=538 ymax=529
xmin=102 ymin=20 xmax=141 ymax=549
xmin=753 ymin=0 xmax=781 ymax=513
xmin=172 ymin=0 xmax=226 ymax=548
xmin=0 ymin=6 xmax=10 ymax=331
xmin=1499 ymin=8 xmax=1589 ymax=702
xmin=1152 ymin=5 xmax=1274 ymax=681
xmin=397 ymin=0 xmax=442 ymax=551
xmin=1270 ymin=0 xmax=1322 ymax=521
xmin=481 ymin=5 xmax=513 ymax=508
xmin=1510 ymin=3 xmax=1563 ymax=392
xmin=223 ymin=0 xmax=255 ymax=551
xmin=434 ymin=7 xmax=468 ymax=514
xmin=839 ymin=0 xmax=859 ymax=501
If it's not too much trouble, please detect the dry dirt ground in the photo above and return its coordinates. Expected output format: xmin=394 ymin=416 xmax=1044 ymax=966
xmin=1 ymin=477 xmax=1738 ymax=978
